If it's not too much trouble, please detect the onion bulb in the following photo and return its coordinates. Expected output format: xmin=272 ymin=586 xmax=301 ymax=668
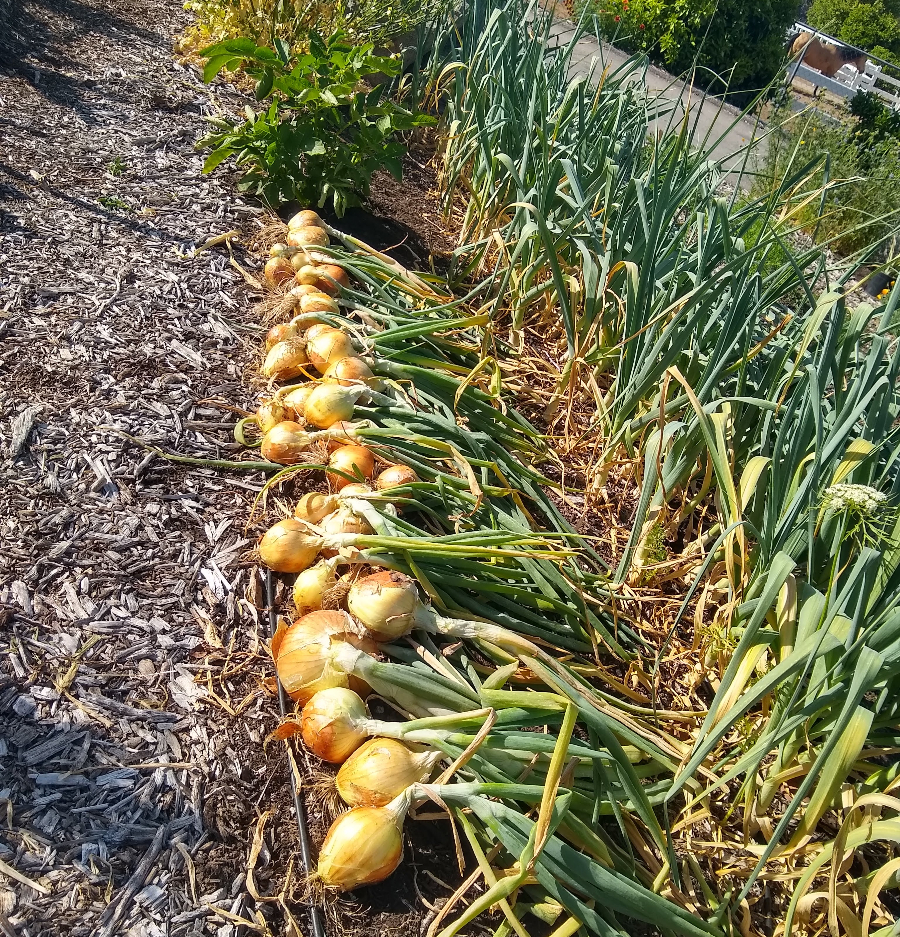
xmin=287 ymin=226 xmax=329 ymax=249
xmin=300 ymin=292 xmax=339 ymax=315
xmin=301 ymin=688 xmax=369 ymax=763
xmin=307 ymin=329 xmax=356 ymax=374
xmin=306 ymin=323 xmax=335 ymax=343
xmin=261 ymin=421 xmax=311 ymax=464
xmin=318 ymin=264 xmax=350 ymax=292
xmin=376 ymin=465 xmax=419 ymax=490
xmin=281 ymin=383 xmax=317 ymax=420
xmin=275 ymin=611 xmax=375 ymax=703
xmin=327 ymin=445 xmax=375 ymax=490
xmin=336 ymin=739 xmax=441 ymax=807
xmin=269 ymin=242 xmax=291 ymax=258
xmin=316 ymin=801 xmax=406 ymax=891
xmin=257 ymin=397 xmax=289 ymax=434
xmin=293 ymin=558 xmax=338 ymax=614
xmin=320 ymin=504 xmax=373 ymax=537
xmin=347 ymin=571 xmax=420 ymax=641
xmin=295 ymin=264 xmax=345 ymax=297
xmin=295 ymin=491 xmax=339 ymax=524
xmin=262 ymin=340 xmax=308 ymax=381
xmin=304 ymin=384 xmax=368 ymax=429
xmin=323 ymin=356 xmax=376 ymax=388
xmin=266 ymin=321 xmax=299 ymax=350
xmin=288 ymin=209 xmax=325 ymax=230
xmin=290 ymin=283 xmax=322 ymax=298
xmin=339 ymin=483 xmax=373 ymax=498
xmin=264 ymin=256 xmax=295 ymax=287
xmin=259 ymin=518 xmax=320 ymax=573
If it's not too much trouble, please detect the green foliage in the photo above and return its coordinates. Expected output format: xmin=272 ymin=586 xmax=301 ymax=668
xmin=183 ymin=0 xmax=449 ymax=56
xmin=849 ymin=89 xmax=900 ymax=149
xmin=757 ymin=99 xmax=900 ymax=255
xmin=98 ymin=194 xmax=132 ymax=212
xmin=197 ymin=31 xmax=434 ymax=215
xmin=587 ymin=0 xmax=800 ymax=95
xmin=107 ymin=156 xmax=127 ymax=177
xmin=807 ymin=0 xmax=900 ymax=64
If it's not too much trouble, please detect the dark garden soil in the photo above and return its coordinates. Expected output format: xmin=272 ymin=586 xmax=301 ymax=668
xmin=0 ymin=0 xmax=476 ymax=935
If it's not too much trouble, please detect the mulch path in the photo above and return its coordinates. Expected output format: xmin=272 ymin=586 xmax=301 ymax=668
xmin=0 ymin=1 xmax=470 ymax=935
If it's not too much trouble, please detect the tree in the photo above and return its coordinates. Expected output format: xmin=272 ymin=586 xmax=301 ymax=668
xmin=594 ymin=0 xmax=802 ymax=95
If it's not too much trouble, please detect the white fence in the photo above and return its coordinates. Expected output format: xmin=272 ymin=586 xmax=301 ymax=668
xmin=787 ymin=22 xmax=900 ymax=109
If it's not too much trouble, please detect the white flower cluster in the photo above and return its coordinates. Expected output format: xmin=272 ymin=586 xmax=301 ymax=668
xmin=822 ymin=483 xmax=888 ymax=516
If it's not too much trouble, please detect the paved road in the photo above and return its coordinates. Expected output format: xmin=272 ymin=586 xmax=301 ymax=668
xmin=549 ymin=19 xmax=769 ymax=187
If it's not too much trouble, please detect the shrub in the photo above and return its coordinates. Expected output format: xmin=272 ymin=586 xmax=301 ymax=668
xmin=586 ymin=0 xmax=800 ymax=97
xmin=197 ymin=32 xmax=434 ymax=215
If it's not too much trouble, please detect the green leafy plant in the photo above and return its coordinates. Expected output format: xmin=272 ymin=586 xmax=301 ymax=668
xmin=581 ymin=0 xmax=798 ymax=96
xmin=197 ymin=31 xmax=434 ymax=214
xmin=107 ymin=156 xmax=127 ymax=177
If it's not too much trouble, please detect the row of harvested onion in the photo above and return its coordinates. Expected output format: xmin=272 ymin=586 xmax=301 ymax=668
xmin=248 ymin=209 xmax=455 ymax=892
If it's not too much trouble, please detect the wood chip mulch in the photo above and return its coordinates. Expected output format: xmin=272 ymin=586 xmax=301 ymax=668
xmin=0 ymin=2 xmax=311 ymax=934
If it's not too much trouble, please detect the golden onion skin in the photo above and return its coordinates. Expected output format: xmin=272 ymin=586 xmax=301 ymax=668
xmin=258 ymin=518 xmax=319 ymax=573
xmin=286 ymin=226 xmax=330 ymax=249
xmin=347 ymin=570 xmax=420 ymax=642
xmin=280 ymin=383 xmax=317 ymax=421
xmin=336 ymin=738 xmax=435 ymax=807
xmin=262 ymin=340 xmax=308 ymax=381
xmin=318 ymin=263 xmax=350 ymax=292
xmin=307 ymin=329 xmax=355 ymax=374
xmin=327 ymin=445 xmax=375 ymax=490
xmin=257 ymin=397 xmax=289 ymax=434
xmin=288 ymin=209 xmax=325 ymax=230
xmin=300 ymin=292 xmax=339 ymax=315
xmin=264 ymin=256 xmax=295 ymax=287
xmin=304 ymin=384 xmax=357 ymax=429
xmin=260 ymin=421 xmax=309 ymax=464
xmin=375 ymin=465 xmax=419 ymax=490
xmin=293 ymin=560 xmax=336 ymax=614
xmin=323 ymin=356 xmax=376 ymax=387
xmin=265 ymin=322 xmax=299 ymax=350
xmin=300 ymin=687 xmax=368 ymax=763
xmin=275 ymin=611 xmax=376 ymax=703
xmin=316 ymin=805 xmax=403 ymax=891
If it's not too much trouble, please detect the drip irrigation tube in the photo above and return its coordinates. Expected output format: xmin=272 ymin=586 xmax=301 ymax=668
xmin=265 ymin=569 xmax=327 ymax=937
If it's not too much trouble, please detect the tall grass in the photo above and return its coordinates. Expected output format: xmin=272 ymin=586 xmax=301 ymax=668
xmin=400 ymin=2 xmax=900 ymax=932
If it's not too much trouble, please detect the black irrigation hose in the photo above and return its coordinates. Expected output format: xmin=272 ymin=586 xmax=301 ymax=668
xmin=265 ymin=569 xmax=327 ymax=937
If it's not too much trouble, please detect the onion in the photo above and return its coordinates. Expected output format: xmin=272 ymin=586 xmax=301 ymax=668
xmin=376 ymin=465 xmax=419 ymax=490
xmin=257 ymin=397 xmax=289 ymax=434
xmin=301 ymin=688 xmax=369 ymax=763
xmin=275 ymin=610 xmax=375 ymax=703
xmin=323 ymin=356 xmax=376 ymax=388
xmin=264 ymin=256 xmax=295 ymax=287
xmin=269 ymin=242 xmax=291 ymax=258
xmin=339 ymin=483 xmax=373 ymax=498
xmin=288 ymin=209 xmax=325 ymax=230
xmin=281 ymin=383 xmax=317 ymax=420
xmin=293 ymin=558 xmax=338 ymax=614
xmin=259 ymin=518 xmax=320 ymax=573
xmin=300 ymin=293 xmax=340 ymax=315
xmin=347 ymin=571 xmax=419 ymax=641
xmin=318 ymin=263 xmax=350 ymax=292
xmin=336 ymin=738 xmax=441 ymax=808
xmin=290 ymin=283 xmax=323 ymax=298
xmin=316 ymin=801 xmax=406 ymax=891
xmin=287 ymin=226 xmax=330 ymax=249
xmin=328 ymin=445 xmax=375 ymax=490
xmin=266 ymin=322 xmax=299 ymax=350
xmin=261 ymin=421 xmax=311 ymax=464
xmin=290 ymin=250 xmax=330 ymax=272
xmin=295 ymin=264 xmax=343 ymax=297
xmin=304 ymin=384 xmax=368 ymax=429
xmin=320 ymin=504 xmax=373 ymax=537
xmin=307 ymin=329 xmax=356 ymax=374
xmin=295 ymin=491 xmax=339 ymax=524
xmin=262 ymin=340 xmax=308 ymax=381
